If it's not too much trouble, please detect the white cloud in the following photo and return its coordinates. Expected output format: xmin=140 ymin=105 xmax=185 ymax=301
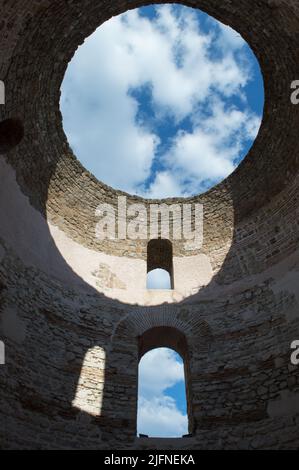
xmin=60 ymin=23 xmax=159 ymax=194
xmin=137 ymin=348 xmax=188 ymax=437
xmin=61 ymin=4 xmax=262 ymax=197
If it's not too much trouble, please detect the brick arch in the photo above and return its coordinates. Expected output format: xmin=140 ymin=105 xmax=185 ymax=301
xmin=0 ymin=118 xmax=24 ymax=154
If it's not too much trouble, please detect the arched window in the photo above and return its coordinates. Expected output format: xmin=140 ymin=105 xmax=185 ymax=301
xmin=147 ymin=239 xmax=174 ymax=289
xmin=137 ymin=327 xmax=193 ymax=438
xmin=0 ymin=340 xmax=5 ymax=365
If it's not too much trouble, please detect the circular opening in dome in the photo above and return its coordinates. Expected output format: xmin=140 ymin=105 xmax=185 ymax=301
xmin=60 ymin=4 xmax=264 ymax=199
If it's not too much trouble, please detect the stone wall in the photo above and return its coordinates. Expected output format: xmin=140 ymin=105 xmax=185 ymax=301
xmin=0 ymin=0 xmax=299 ymax=450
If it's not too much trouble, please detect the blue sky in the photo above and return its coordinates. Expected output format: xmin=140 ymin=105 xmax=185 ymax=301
xmin=60 ymin=4 xmax=264 ymax=436
xmin=61 ymin=4 xmax=264 ymax=199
